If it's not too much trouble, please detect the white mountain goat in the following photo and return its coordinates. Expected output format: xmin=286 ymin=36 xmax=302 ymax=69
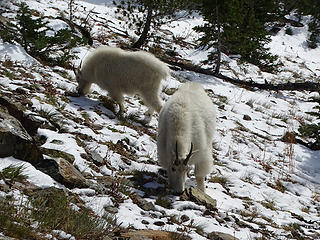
xmin=73 ymin=46 xmax=170 ymax=116
xmin=157 ymin=82 xmax=216 ymax=194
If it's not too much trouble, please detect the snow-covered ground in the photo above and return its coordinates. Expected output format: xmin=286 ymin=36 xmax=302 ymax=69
xmin=0 ymin=0 xmax=320 ymax=239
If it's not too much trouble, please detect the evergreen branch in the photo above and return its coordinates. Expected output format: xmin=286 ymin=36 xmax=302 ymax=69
xmin=56 ymin=16 xmax=93 ymax=46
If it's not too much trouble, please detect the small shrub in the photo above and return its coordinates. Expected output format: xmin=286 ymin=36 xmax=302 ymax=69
xmin=0 ymin=196 xmax=41 ymax=239
xmin=275 ymin=179 xmax=286 ymax=193
xmin=0 ymin=164 xmax=28 ymax=183
xmin=307 ymin=20 xmax=319 ymax=49
xmin=298 ymin=123 xmax=320 ymax=150
xmin=261 ymin=199 xmax=277 ymax=211
xmin=285 ymin=27 xmax=293 ymax=35
xmin=209 ymin=176 xmax=229 ymax=188
xmin=29 ymin=188 xmax=115 ymax=239
xmin=267 ymin=180 xmax=286 ymax=193
xmin=246 ymin=99 xmax=255 ymax=108
xmin=155 ymin=195 xmax=171 ymax=209
xmin=283 ymin=223 xmax=305 ymax=239
xmin=300 ymin=207 xmax=310 ymax=214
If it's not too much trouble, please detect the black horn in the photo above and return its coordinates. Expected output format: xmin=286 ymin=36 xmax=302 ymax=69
xmin=72 ymin=64 xmax=77 ymax=75
xmin=73 ymin=59 xmax=83 ymax=75
xmin=175 ymin=141 xmax=179 ymax=165
xmin=183 ymin=143 xmax=193 ymax=165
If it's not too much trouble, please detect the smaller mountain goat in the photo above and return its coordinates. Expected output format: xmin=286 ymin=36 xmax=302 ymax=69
xmin=157 ymin=82 xmax=216 ymax=194
xmin=74 ymin=46 xmax=170 ymax=116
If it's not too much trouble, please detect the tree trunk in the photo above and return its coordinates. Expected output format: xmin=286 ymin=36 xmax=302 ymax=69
xmin=215 ymin=2 xmax=221 ymax=74
xmin=132 ymin=4 xmax=153 ymax=49
xmin=159 ymin=56 xmax=320 ymax=93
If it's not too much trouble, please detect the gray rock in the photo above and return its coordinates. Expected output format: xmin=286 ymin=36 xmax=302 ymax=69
xmin=131 ymin=194 xmax=156 ymax=211
xmin=181 ymin=187 xmax=217 ymax=210
xmin=141 ymin=219 xmax=149 ymax=225
xmin=0 ymin=235 xmax=18 ymax=240
xmin=0 ymin=95 xmax=39 ymax=136
xmin=104 ymin=206 xmax=118 ymax=214
xmin=180 ymin=214 xmax=190 ymax=222
xmin=102 ymin=237 xmax=113 ymax=240
xmin=129 ymin=235 xmax=152 ymax=240
xmin=88 ymin=149 xmax=104 ymax=164
xmin=207 ymin=232 xmax=239 ymax=240
xmin=0 ymin=108 xmax=43 ymax=165
xmin=49 ymin=139 xmax=64 ymax=145
xmin=153 ymin=221 xmax=165 ymax=226
xmin=243 ymin=114 xmax=252 ymax=121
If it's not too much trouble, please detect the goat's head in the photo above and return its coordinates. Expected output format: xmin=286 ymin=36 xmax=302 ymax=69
xmin=73 ymin=60 xmax=82 ymax=82
xmin=167 ymin=142 xmax=193 ymax=195
xmin=73 ymin=60 xmax=89 ymax=95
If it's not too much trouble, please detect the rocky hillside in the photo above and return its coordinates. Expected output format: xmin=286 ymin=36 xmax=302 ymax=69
xmin=0 ymin=0 xmax=320 ymax=240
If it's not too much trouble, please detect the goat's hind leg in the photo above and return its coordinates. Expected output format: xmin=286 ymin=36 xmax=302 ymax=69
xmin=142 ymin=94 xmax=162 ymax=117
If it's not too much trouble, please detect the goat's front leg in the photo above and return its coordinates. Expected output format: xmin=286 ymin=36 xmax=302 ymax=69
xmin=118 ymin=102 xmax=126 ymax=116
xmin=196 ymin=176 xmax=205 ymax=192
xmin=109 ymin=92 xmax=125 ymax=116
xmin=145 ymin=107 xmax=154 ymax=117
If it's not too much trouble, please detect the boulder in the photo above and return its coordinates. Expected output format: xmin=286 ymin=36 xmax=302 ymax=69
xmin=181 ymin=187 xmax=217 ymax=211
xmin=0 ymin=108 xmax=43 ymax=165
xmin=0 ymin=95 xmax=40 ymax=136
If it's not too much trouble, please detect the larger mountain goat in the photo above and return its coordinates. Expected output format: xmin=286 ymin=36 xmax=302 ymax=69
xmin=157 ymin=82 xmax=216 ymax=194
xmin=74 ymin=46 xmax=170 ymax=117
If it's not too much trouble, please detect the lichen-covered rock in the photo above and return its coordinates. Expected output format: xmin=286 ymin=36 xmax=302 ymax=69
xmin=36 ymin=158 xmax=88 ymax=189
xmin=121 ymin=230 xmax=175 ymax=240
xmin=0 ymin=108 xmax=43 ymax=165
xmin=40 ymin=147 xmax=75 ymax=163
xmin=181 ymin=187 xmax=217 ymax=210
xmin=207 ymin=231 xmax=239 ymax=240
xmin=58 ymin=158 xmax=87 ymax=188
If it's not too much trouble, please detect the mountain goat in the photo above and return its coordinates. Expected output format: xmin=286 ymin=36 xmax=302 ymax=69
xmin=74 ymin=46 xmax=170 ymax=117
xmin=157 ymin=82 xmax=216 ymax=194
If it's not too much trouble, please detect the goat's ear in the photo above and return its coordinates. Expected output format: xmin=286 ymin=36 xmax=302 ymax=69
xmin=183 ymin=143 xmax=193 ymax=165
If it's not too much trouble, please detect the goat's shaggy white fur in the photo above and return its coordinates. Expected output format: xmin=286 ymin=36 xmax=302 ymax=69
xmin=75 ymin=46 xmax=170 ymax=116
xmin=157 ymin=82 xmax=216 ymax=194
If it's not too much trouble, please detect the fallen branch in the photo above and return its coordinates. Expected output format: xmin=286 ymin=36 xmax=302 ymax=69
xmin=160 ymin=57 xmax=320 ymax=93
